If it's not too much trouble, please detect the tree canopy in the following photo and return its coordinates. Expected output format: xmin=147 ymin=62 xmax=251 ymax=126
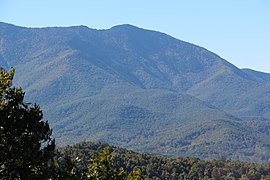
xmin=0 ymin=68 xmax=55 ymax=179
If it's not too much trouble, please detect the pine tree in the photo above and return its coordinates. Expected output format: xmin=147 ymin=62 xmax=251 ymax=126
xmin=0 ymin=68 xmax=55 ymax=179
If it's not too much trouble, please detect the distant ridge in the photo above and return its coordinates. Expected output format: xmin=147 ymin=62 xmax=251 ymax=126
xmin=1 ymin=22 xmax=270 ymax=162
xmin=242 ymin=68 xmax=270 ymax=82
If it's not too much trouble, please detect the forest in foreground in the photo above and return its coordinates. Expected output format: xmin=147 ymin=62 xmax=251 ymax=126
xmin=57 ymin=141 xmax=270 ymax=179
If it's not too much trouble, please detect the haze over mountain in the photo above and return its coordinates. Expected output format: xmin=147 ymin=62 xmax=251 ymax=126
xmin=1 ymin=22 xmax=270 ymax=162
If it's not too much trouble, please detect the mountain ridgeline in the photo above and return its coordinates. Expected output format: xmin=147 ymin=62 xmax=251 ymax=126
xmin=1 ymin=22 xmax=270 ymax=162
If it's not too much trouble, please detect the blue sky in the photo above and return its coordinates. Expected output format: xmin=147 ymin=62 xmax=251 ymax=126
xmin=1 ymin=0 xmax=270 ymax=72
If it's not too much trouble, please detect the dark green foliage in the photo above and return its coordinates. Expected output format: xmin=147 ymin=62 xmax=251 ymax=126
xmin=0 ymin=68 xmax=55 ymax=179
xmin=87 ymin=146 xmax=126 ymax=179
xmin=57 ymin=141 xmax=270 ymax=179
xmin=54 ymin=145 xmax=142 ymax=179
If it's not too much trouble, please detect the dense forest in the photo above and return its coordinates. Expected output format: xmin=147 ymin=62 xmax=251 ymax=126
xmin=1 ymin=68 xmax=270 ymax=179
xmin=57 ymin=141 xmax=270 ymax=179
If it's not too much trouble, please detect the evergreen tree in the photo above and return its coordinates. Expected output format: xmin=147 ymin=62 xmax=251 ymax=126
xmin=0 ymin=68 xmax=55 ymax=179
xmin=86 ymin=146 xmax=126 ymax=180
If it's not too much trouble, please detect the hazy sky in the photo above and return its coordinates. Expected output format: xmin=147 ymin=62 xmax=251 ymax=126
xmin=1 ymin=0 xmax=270 ymax=72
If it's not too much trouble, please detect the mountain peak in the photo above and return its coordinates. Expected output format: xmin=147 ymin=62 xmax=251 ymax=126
xmin=108 ymin=24 xmax=162 ymax=35
xmin=110 ymin=24 xmax=141 ymax=30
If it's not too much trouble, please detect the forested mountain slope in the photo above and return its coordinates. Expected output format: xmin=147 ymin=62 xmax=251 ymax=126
xmin=1 ymin=22 xmax=270 ymax=162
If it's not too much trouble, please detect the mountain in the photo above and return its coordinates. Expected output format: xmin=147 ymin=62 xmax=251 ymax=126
xmin=242 ymin=68 xmax=270 ymax=83
xmin=1 ymin=22 xmax=270 ymax=162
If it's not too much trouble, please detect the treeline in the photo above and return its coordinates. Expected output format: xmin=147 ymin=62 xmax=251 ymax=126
xmin=57 ymin=141 xmax=270 ymax=180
